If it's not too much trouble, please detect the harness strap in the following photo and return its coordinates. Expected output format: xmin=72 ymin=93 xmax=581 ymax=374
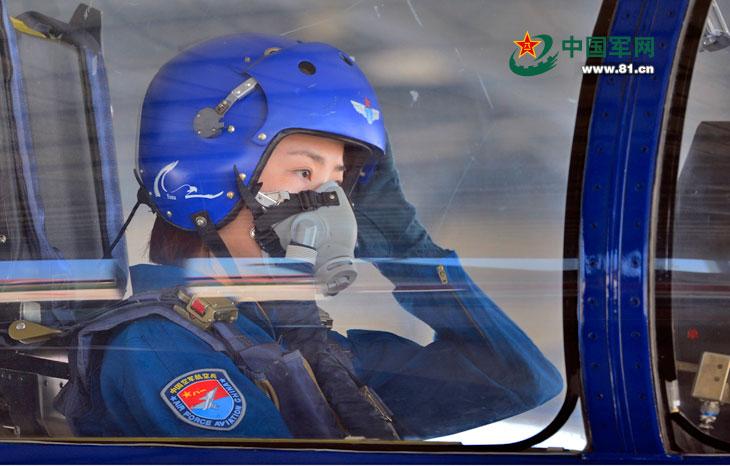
xmin=56 ymin=292 xmax=227 ymax=421
xmin=211 ymin=321 xmax=255 ymax=354
xmin=71 ymin=293 xmax=228 ymax=392
xmin=211 ymin=320 xmax=345 ymax=438
xmin=58 ymin=288 xmax=397 ymax=439
xmin=57 ymin=289 xmax=345 ymax=438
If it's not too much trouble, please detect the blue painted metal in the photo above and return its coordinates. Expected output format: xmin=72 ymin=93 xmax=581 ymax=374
xmin=5 ymin=443 xmax=730 ymax=464
xmin=580 ymin=0 xmax=689 ymax=457
xmin=0 ymin=444 xmax=585 ymax=465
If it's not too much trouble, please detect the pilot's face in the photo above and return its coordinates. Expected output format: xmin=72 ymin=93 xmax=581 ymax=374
xmin=217 ymin=133 xmax=345 ymax=257
xmin=258 ymin=133 xmax=346 ymax=193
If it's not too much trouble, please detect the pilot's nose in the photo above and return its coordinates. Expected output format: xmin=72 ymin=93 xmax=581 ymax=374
xmin=312 ymin=169 xmax=343 ymax=189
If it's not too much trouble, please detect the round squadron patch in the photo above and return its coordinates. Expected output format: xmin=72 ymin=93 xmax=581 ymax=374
xmin=160 ymin=368 xmax=245 ymax=431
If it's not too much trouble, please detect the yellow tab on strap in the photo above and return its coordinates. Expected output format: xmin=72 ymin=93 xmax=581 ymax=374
xmin=10 ymin=17 xmax=47 ymax=39
xmin=8 ymin=320 xmax=61 ymax=344
xmin=436 ymin=264 xmax=449 ymax=285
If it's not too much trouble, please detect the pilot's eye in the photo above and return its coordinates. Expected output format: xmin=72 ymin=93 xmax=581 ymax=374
xmin=295 ymin=169 xmax=312 ymax=179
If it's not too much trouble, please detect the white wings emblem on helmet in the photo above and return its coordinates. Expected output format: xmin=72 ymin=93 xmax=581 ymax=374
xmin=350 ymin=98 xmax=380 ymax=125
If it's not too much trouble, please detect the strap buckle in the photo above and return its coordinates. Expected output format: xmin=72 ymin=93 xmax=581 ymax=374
xmin=173 ymin=289 xmax=239 ymax=331
xmin=318 ymin=308 xmax=334 ymax=330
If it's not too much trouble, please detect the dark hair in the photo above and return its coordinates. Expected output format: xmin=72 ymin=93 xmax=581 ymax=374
xmin=149 ymin=216 xmax=205 ymax=265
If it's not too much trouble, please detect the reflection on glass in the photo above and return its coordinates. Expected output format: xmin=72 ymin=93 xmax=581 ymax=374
xmin=0 ymin=0 xmax=595 ymax=448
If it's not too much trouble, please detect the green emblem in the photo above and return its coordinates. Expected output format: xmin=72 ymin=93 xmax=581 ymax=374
xmin=509 ymin=32 xmax=559 ymax=77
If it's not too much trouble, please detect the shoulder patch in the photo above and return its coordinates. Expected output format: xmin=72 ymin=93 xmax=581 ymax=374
xmin=160 ymin=368 xmax=246 ymax=431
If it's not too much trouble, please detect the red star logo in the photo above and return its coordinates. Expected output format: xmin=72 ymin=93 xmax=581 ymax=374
xmin=364 ymin=97 xmax=372 ymax=108
xmin=513 ymin=31 xmax=542 ymax=59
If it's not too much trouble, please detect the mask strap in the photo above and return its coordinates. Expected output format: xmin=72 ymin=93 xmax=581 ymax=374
xmin=234 ymin=165 xmax=265 ymax=216
xmin=251 ymin=191 xmax=340 ymax=257
xmin=254 ymin=190 xmax=340 ymax=230
xmin=235 ymin=168 xmax=342 ymax=256
xmin=234 ymin=166 xmax=285 ymax=256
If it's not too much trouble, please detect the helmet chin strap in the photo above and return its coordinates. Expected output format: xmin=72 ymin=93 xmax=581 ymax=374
xmin=191 ymin=211 xmax=233 ymax=259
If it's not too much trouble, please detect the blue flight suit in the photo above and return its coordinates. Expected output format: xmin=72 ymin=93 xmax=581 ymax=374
xmin=69 ymin=251 xmax=562 ymax=438
xmin=68 ymin=143 xmax=563 ymax=438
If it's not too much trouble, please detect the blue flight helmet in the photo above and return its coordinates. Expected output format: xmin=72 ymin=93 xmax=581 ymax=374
xmin=135 ymin=33 xmax=387 ymax=255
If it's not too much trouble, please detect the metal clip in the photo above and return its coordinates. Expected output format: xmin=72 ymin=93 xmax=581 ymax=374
xmin=436 ymin=265 xmax=449 ymax=285
xmin=666 ymin=379 xmax=681 ymax=413
xmin=318 ymin=308 xmax=333 ymax=330
xmin=8 ymin=320 xmax=61 ymax=344
xmin=174 ymin=289 xmax=238 ymax=331
xmin=255 ymin=190 xmax=290 ymax=208
xmin=215 ymin=100 xmax=231 ymax=114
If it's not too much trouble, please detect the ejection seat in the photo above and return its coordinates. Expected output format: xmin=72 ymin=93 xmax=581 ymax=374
xmin=0 ymin=2 xmax=127 ymax=436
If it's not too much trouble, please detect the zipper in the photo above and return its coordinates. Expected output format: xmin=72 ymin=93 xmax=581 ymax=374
xmin=359 ymin=385 xmax=393 ymax=424
xmin=438 ymin=264 xmax=488 ymax=341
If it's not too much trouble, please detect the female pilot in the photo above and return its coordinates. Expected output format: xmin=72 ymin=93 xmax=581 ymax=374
xmin=58 ymin=33 xmax=562 ymax=439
